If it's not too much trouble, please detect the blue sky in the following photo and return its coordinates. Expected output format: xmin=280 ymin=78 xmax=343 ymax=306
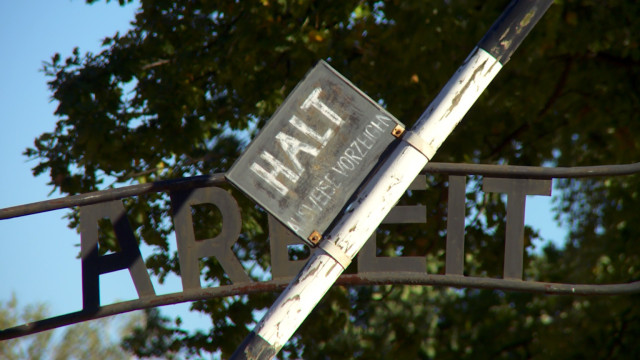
xmin=0 ymin=0 xmax=566 ymax=339
xmin=0 ymin=0 xmax=138 ymax=313
xmin=0 ymin=0 xmax=211 ymax=334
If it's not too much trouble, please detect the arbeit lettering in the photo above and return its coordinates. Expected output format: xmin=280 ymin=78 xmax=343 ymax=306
xmin=78 ymin=175 xmax=550 ymax=312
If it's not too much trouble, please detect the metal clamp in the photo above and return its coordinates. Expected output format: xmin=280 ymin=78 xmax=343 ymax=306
xmin=392 ymin=126 xmax=436 ymax=161
xmin=318 ymin=240 xmax=352 ymax=269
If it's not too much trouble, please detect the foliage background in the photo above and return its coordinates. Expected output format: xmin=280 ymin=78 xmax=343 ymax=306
xmin=0 ymin=295 xmax=145 ymax=360
xmin=21 ymin=0 xmax=640 ymax=358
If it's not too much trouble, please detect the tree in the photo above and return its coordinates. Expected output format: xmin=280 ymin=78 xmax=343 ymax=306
xmin=26 ymin=0 xmax=640 ymax=358
xmin=0 ymin=295 xmax=52 ymax=360
xmin=0 ymin=295 xmax=144 ymax=360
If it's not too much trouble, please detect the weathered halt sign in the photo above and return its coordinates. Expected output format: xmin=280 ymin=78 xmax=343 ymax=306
xmin=227 ymin=60 xmax=403 ymax=246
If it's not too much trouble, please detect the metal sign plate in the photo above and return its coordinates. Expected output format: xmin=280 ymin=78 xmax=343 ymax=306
xmin=227 ymin=60 xmax=403 ymax=246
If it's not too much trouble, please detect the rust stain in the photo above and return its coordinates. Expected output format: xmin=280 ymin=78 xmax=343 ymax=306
xmin=442 ymin=58 xmax=487 ymax=120
xmin=326 ymin=262 xmax=338 ymax=276
xmin=519 ymin=9 xmax=536 ymax=29
xmin=486 ymin=59 xmax=498 ymax=76
xmin=344 ymin=242 xmax=355 ymax=254
xmin=299 ymin=263 xmax=320 ymax=282
xmin=280 ymin=294 xmax=300 ymax=308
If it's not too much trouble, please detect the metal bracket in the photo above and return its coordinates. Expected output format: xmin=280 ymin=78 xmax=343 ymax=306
xmin=318 ymin=240 xmax=352 ymax=269
xmin=392 ymin=126 xmax=436 ymax=161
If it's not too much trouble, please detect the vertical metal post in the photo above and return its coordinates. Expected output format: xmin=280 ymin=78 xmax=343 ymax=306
xmin=231 ymin=1 xmax=554 ymax=358
xmin=483 ymin=178 xmax=552 ymax=279
xmin=445 ymin=175 xmax=467 ymax=276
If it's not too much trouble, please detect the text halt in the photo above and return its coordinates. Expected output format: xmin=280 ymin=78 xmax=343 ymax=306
xmin=227 ymin=60 xmax=403 ymax=246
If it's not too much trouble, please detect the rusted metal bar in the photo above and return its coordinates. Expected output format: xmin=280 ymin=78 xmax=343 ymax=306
xmin=423 ymin=161 xmax=640 ymax=179
xmin=2 ymin=163 xmax=638 ymax=342
xmin=0 ymin=174 xmax=225 ymax=220
xmin=2 ymin=273 xmax=638 ymax=341
xmin=3 ymin=162 xmax=639 ymax=221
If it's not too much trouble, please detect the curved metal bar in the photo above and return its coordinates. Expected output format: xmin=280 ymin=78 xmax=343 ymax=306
xmin=423 ymin=161 xmax=640 ymax=179
xmin=2 ymin=162 xmax=639 ymax=220
xmin=0 ymin=174 xmax=226 ymax=220
xmin=2 ymin=273 xmax=639 ymax=340
xmin=2 ymin=161 xmax=639 ymax=340
xmin=348 ymin=273 xmax=640 ymax=296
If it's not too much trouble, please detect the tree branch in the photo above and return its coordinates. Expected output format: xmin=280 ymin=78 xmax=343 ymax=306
xmin=487 ymin=57 xmax=574 ymax=160
xmin=141 ymin=59 xmax=170 ymax=70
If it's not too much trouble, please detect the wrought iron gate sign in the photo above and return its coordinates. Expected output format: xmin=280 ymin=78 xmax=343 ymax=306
xmin=2 ymin=163 xmax=640 ymax=340
xmin=227 ymin=60 xmax=403 ymax=246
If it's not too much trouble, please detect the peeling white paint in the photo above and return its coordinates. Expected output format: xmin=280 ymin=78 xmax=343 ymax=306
xmin=252 ymin=48 xmax=503 ymax=351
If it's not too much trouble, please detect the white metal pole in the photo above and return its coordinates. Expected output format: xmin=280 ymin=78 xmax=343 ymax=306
xmin=231 ymin=1 xmax=554 ymax=358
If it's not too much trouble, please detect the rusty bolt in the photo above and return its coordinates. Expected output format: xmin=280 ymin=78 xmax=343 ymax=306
xmin=391 ymin=124 xmax=405 ymax=138
xmin=307 ymin=231 xmax=322 ymax=245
